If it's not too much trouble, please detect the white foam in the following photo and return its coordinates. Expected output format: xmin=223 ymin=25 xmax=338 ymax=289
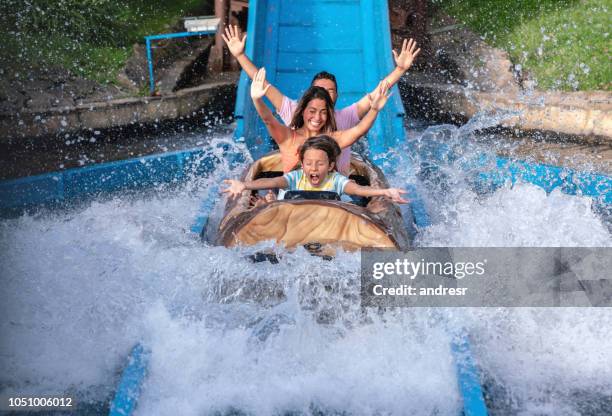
xmin=419 ymin=183 xmax=612 ymax=247
xmin=1 ymin=129 xmax=611 ymax=415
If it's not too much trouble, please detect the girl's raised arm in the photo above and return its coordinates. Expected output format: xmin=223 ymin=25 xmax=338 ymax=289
xmin=331 ymin=80 xmax=390 ymax=149
xmin=251 ymin=68 xmax=291 ymax=146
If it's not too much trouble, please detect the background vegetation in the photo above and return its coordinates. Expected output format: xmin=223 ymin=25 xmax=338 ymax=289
xmin=1 ymin=0 xmax=609 ymax=91
xmin=434 ymin=0 xmax=611 ymax=91
xmin=0 ymin=0 xmax=212 ymax=84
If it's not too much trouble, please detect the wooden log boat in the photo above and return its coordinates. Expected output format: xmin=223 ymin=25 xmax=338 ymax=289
xmin=215 ymin=152 xmax=411 ymax=254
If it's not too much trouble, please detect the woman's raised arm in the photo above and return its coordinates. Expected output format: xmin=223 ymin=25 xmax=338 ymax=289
xmin=251 ymin=68 xmax=291 ymax=145
xmin=331 ymin=80 xmax=390 ymax=149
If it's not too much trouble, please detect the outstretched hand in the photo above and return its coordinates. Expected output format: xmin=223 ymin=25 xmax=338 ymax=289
xmin=384 ymin=188 xmax=409 ymax=204
xmin=221 ymin=25 xmax=246 ymax=57
xmin=222 ymin=179 xmax=246 ymax=198
xmin=250 ymin=68 xmax=270 ymax=99
xmin=393 ymin=38 xmax=421 ymax=71
xmin=368 ymin=80 xmax=391 ymax=111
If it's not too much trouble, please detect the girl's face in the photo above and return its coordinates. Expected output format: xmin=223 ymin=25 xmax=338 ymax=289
xmin=302 ymin=148 xmax=334 ymax=187
xmin=302 ymin=98 xmax=328 ymax=133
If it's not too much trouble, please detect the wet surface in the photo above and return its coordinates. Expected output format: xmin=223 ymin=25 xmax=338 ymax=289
xmin=0 ymin=110 xmax=234 ymax=180
xmin=481 ymin=128 xmax=612 ymax=175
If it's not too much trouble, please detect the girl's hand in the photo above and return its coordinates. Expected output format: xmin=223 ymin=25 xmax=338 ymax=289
xmin=384 ymin=188 xmax=409 ymax=204
xmin=263 ymin=190 xmax=277 ymax=202
xmin=222 ymin=179 xmax=246 ymax=198
xmin=221 ymin=25 xmax=247 ymax=57
xmin=368 ymin=80 xmax=390 ymax=111
xmin=392 ymin=38 xmax=421 ymax=71
xmin=250 ymin=68 xmax=270 ymax=100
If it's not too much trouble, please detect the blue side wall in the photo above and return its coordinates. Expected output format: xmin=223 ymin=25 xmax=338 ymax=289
xmin=233 ymin=0 xmax=405 ymax=160
xmin=0 ymin=146 xmax=244 ymax=216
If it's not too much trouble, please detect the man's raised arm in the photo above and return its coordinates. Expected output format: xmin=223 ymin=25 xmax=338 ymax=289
xmin=355 ymin=38 xmax=421 ymax=118
xmin=222 ymin=25 xmax=285 ymax=111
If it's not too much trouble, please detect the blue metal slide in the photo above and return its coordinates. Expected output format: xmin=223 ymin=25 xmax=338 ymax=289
xmin=233 ymin=0 xmax=406 ymax=160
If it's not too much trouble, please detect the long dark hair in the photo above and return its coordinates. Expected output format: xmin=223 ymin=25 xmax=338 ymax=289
xmin=289 ymin=86 xmax=337 ymax=133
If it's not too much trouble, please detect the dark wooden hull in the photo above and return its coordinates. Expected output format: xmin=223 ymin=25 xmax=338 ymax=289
xmin=216 ymin=152 xmax=411 ymax=253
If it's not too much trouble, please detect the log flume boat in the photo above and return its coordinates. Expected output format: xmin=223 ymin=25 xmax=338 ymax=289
xmin=215 ymin=151 xmax=411 ymax=256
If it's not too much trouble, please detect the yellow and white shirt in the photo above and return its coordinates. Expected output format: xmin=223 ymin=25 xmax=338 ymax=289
xmin=283 ymin=170 xmax=350 ymax=194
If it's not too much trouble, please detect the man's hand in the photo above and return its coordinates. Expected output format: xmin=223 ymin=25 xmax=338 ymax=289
xmin=250 ymin=68 xmax=270 ymax=99
xmin=222 ymin=179 xmax=246 ymax=198
xmin=221 ymin=25 xmax=247 ymax=58
xmin=392 ymin=38 xmax=421 ymax=71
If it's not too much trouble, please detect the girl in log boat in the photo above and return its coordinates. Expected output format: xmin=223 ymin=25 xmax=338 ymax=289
xmin=222 ymin=135 xmax=409 ymax=204
xmin=249 ymin=68 xmax=391 ymax=175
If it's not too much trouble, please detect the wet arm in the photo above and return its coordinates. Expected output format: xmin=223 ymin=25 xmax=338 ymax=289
xmin=222 ymin=177 xmax=288 ymax=198
xmin=344 ymin=182 xmax=409 ymax=204
xmin=331 ymin=107 xmax=380 ymax=149
xmin=245 ymin=176 xmax=288 ymax=191
xmin=250 ymin=68 xmax=291 ymax=145
xmin=235 ymin=55 xmax=284 ymax=111
xmin=332 ymin=80 xmax=389 ymax=148
xmin=355 ymin=39 xmax=421 ymax=118
xmin=354 ymin=68 xmax=404 ymax=118
xmin=253 ymin=97 xmax=291 ymax=145
xmin=223 ymin=26 xmax=285 ymax=111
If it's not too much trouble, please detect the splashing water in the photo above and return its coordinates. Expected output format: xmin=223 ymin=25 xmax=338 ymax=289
xmin=1 ymin=123 xmax=611 ymax=415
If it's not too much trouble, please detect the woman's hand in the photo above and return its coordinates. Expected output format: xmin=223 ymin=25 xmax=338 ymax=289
xmin=368 ymin=80 xmax=390 ymax=111
xmin=222 ymin=179 xmax=246 ymax=198
xmin=250 ymin=68 xmax=270 ymax=100
xmin=392 ymin=38 xmax=421 ymax=71
xmin=221 ymin=25 xmax=247 ymax=58
xmin=383 ymin=188 xmax=409 ymax=204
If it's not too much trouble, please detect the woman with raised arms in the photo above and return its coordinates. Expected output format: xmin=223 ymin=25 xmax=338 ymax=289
xmin=250 ymin=67 xmax=390 ymax=174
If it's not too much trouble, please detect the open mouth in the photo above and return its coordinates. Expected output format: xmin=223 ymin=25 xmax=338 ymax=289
xmin=309 ymin=173 xmax=321 ymax=184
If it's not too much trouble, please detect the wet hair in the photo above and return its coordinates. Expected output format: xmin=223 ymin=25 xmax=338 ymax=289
xmin=311 ymin=71 xmax=338 ymax=89
xmin=298 ymin=135 xmax=341 ymax=167
xmin=289 ymin=86 xmax=337 ymax=132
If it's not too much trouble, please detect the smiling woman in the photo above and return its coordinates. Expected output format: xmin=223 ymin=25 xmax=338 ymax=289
xmin=249 ymin=67 xmax=391 ymax=175
xmin=289 ymin=86 xmax=336 ymax=134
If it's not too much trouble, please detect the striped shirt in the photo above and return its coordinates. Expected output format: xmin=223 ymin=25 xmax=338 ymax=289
xmin=283 ymin=170 xmax=350 ymax=195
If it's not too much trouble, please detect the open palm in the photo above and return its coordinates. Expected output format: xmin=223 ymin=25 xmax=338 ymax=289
xmin=221 ymin=25 xmax=246 ymax=57
xmin=369 ymin=80 xmax=390 ymax=111
xmin=385 ymin=188 xmax=409 ymax=204
xmin=222 ymin=179 xmax=245 ymax=198
xmin=250 ymin=68 xmax=270 ymax=99
xmin=392 ymin=38 xmax=421 ymax=71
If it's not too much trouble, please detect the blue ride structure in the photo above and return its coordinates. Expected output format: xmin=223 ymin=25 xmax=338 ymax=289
xmin=233 ymin=0 xmax=406 ymax=161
